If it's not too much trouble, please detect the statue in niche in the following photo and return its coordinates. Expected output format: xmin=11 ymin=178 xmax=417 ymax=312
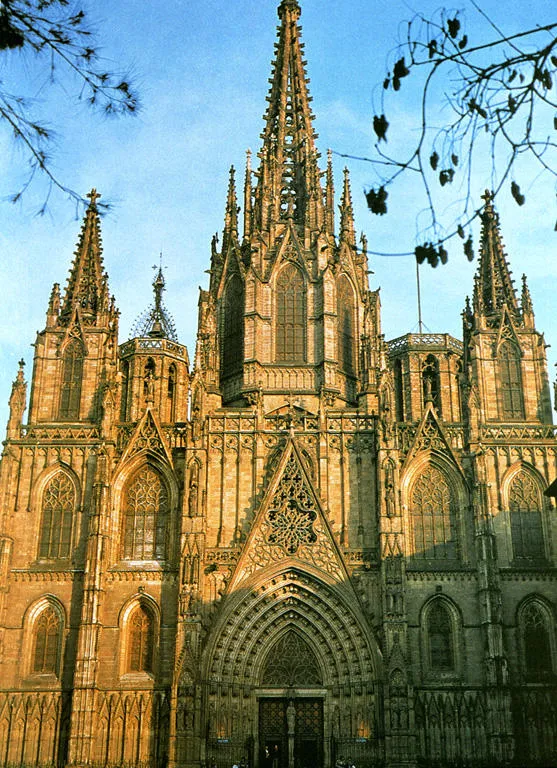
xmin=188 ymin=463 xmax=199 ymax=516
xmin=384 ymin=461 xmax=396 ymax=518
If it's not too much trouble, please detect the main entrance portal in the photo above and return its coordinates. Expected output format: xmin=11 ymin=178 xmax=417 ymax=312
xmin=259 ymin=698 xmax=323 ymax=768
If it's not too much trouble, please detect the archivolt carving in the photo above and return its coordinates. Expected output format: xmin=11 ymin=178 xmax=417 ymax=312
xmin=206 ymin=570 xmax=377 ymax=692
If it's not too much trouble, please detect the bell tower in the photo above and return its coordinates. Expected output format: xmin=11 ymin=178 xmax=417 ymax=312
xmin=197 ymin=0 xmax=381 ymax=413
xmin=28 ymin=189 xmax=119 ymax=424
xmin=463 ymin=191 xmax=552 ymax=424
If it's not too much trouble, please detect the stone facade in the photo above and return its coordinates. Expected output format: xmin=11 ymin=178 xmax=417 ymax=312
xmin=0 ymin=2 xmax=556 ymax=767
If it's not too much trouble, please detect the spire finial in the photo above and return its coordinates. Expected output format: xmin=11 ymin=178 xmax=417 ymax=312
xmin=278 ymin=0 xmax=301 ymax=20
xmin=87 ymin=188 xmax=101 ymax=207
xmin=130 ymin=261 xmax=178 ymax=342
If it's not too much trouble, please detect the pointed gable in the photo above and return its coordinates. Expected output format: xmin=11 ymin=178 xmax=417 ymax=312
xmin=402 ymin=403 xmax=463 ymax=476
xmin=228 ymin=437 xmax=348 ymax=589
xmin=118 ymin=408 xmax=173 ymax=468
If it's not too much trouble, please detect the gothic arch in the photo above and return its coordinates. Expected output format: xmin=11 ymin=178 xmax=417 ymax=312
xmin=420 ymin=596 xmax=463 ymax=680
xmin=202 ymin=567 xmax=380 ymax=693
xmin=58 ymin=337 xmax=85 ymax=420
xmin=118 ymin=593 xmax=160 ymax=679
xmin=496 ymin=338 xmax=525 ymax=420
xmin=33 ymin=465 xmax=80 ymax=562
xmin=110 ymin=454 xmax=178 ymax=565
xmin=21 ymin=596 xmax=66 ymax=681
xmin=502 ymin=463 xmax=546 ymax=561
xmin=401 ymin=453 xmax=468 ymax=561
xmin=275 ymin=263 xmax=306 ymax=363
xmin=516 ymin=596 xmax=556 ymax=680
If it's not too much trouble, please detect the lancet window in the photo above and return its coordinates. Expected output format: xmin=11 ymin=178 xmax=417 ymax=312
xmin=122 ymin=467 xmax=169 ymax=561
xmin=276 ymin=264 xmax=305 ymax=363
xmin=127 ymin=603 xmax=155 ymax=673
xmin=337 ymin=276 xmax=356 ymax=375
xmin=222 ymin=275 xmax=244 ymax=376
xmin=59 ymin=339 xmax=83 ymax=420
xmin=120 ymin=359 xmax=130 ymax=421
xmin=32 ymin=606 xmax=62 ymax=675
xmin=410 ymin=466 xmax=459 ymax=560
xmin=394 ymin=358 xmax=404 ymax=421
xmin=509 ymin=472 xmax=544 ymax=560
xmin=38 ymin=472 xmax=75 ymax=560
xmin=426 ymin=601 xmax=455 ymax=672
xmin=167 ymin=363 xmax=177 ymax=421
xmin=520 ymin=601 xmax=553 ymax=680
xmin=499 ymin=340 xmax=524 ymax=419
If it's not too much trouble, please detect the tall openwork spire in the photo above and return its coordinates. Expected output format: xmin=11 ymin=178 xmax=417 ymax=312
xmin=339 ymin=167 xmax=356 ymax=246
xmin=250 ymin=0 xmax=323 ymax=233
xmin=60 ymin=189 xmax=109 ymax=325
xmin=131 ymin=263 xmax=178 ymax=341
xmin=473 ymin=190 xmax=520 ymax=321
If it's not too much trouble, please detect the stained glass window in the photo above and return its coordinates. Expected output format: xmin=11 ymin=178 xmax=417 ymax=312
xmin=522 ymin=603 xmax=553 ymax=680
xmin=276 ymin=264 xmax=305 ymax=363
xmin=427 ymin=601 xmax=454 ymax=671
xmin=33 ymin=606 xmax=61 ymax=675
xmin=122 ymin=467 xmax=169 ymax=560
xmin=39 ymin=472 xmax=75 ymax=559
xmin=411 ymin=466 xmax=458 ymax=559
xmin=337 ymin=276 xmax=355 ymax=375
xmin=499 ymin=341 xmax=524 ymax=419
xmin=59 ymin=340 xmax=83 ymax=420
xmin=222 ymin=275 xmax=244 ymax=375
xmin=509 ymin=472 xmax=544 ymax=560
xmin=128 ymin=604 xmax=154 ymax=673
xmin=261 ymin=631 xmax=322 ymax=686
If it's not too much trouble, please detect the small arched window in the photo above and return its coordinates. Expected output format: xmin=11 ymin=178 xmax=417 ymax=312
xmin=127 ymin=603 xmax=155 ymax=673
xmin=38 ymin=472 xmax=75 ymax=560
xmin=276 ymin=264 xmax=305 ymax=363
xmin=427 ymin=601 xmax=455 ymax=672
xmin=520 ymin=602 xmax=554 ymax=681
xmin=59 ymin=339 xmax=83 ymax=420
xmin=32 ymin=606 xmax=62 ymax=675
xmin=508 ymin=472 xmax=544 ymax=561
xmin=422 ymin=355 xmax=441 ymax=414
xmin=410 ymin=465 xmax=459 ymax=560
xmin=222 ymin=275 xmax=244 ymax=376
xmin=337 ymin=276 xmax=356 ymax=375
xmin=499 ymin=340 xmax=524 ymax=420
xmin=122 ymin=467 xmax=169 ymax=561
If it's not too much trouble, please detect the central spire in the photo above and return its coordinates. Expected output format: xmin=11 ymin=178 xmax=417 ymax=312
xmin=250 ymin=0 xmax=324 ymax=234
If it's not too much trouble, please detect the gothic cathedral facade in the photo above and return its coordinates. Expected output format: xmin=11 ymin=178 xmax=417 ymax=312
xmin=0 ymin=2 xmax=556 ymax=767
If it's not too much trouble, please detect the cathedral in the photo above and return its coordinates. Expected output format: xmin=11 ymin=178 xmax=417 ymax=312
xmin=1 ymin=1 xmax=556 ymax=767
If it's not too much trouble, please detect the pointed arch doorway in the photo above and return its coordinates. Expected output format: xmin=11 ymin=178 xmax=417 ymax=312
xmin=257 ymin=631 xmax=324 ymax=768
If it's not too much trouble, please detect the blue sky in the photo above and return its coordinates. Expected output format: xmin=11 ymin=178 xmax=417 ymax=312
xmin=0 ymin=0 xmax=556 ymax=428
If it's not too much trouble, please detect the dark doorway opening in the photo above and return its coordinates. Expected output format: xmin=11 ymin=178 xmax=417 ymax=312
xmin=259 ymin=698 xmax=323 ymax=768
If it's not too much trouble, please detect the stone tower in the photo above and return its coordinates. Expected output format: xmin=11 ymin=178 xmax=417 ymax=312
xmin=0 ymin=3 xmax=556 ymax=768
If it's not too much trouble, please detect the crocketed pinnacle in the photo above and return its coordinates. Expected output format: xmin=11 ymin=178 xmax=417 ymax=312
xmin=131 ymin=264 xmax=178 ymax=341
xmin=339 ymin=167 xmax=356 ymax=246
xmin=473 ymin=190 xmax=520 ymax=320
xmin=60 ymin=189 xmax=109 ymax=325
xmin=251 ymin=0 xmax=323 ymax=233
xmin=223 ymin=166 xmax=239 ymax=252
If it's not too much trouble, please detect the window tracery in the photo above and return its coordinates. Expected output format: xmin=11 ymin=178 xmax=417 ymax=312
xmin=32 ymin=606 xmax=61 ymax=675
xmin=122 ymin=467 xmax=169 ymax=561
xmin=499 ymin=340 xmax=524 ymax=419
xmin=509 ymin=472 xmax=544 ymax=560
xmin=38 ymin=472 xmax=75 ymax=560
xmin=410 ymin=466 xmax=458 ymax=560
xmin=261 ymin=630 xmax=322 ymax=686
xmin=266 ymin=454 xmax=317 ymax=554
xmin=59 ymin=339 xmax=83 ymax=420
xmin=276 ymin=264 xmax=305 ymax=362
